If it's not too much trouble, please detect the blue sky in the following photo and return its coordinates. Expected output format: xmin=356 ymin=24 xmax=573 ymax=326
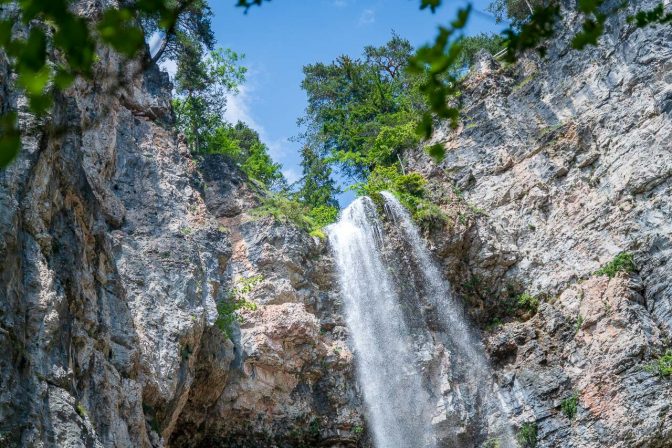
xmin=181 ymin=0 xmax=506 ymax=205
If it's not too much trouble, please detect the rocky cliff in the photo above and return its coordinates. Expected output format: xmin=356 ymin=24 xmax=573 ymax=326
xmin=1 ymin=1 xmax=671 ymax=447
xmin=0 ymin=6 xmax=363 ymax=446
xmin=403 ymin=1 xmax=672 ymax=446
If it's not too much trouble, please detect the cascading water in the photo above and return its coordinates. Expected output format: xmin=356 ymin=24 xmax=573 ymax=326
xmin=380 ymin=191 xmax=516 ymax=447
xmin=326 ymin=197 xmax=437 ymax=448
xmin=328 ymin=193 xmax=515 ymax=448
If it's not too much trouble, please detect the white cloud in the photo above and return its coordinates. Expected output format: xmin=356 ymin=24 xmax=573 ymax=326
xmin=358 ymin=8 xmax=376 ymax=26
xmin=223 ymin=85 xmax=263 ymax=130
xmin=282 ymin=168 xmax=301 ymax=185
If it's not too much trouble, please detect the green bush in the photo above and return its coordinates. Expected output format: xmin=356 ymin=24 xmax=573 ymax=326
xmin=252 ymin=193 xmax=339 ymax=238
xmin=307 ymin=205 xmax=339 ymax=229
xmin=594 ymin=252 xmax=636 ymax=278
xmin=645 ymin=350 xmax=672 ymax=377
xmin=517 ymin=422 xmax=537 ymax=448
xmin=215 ymin=275 xmax=262 ymax=338
xmin=517 ymin=292 xmax=539 ymax=313
xmin=561 ymin=391 xmax=580 ymax=420
xmin=251 ymin=193 xmax=314 ymax=231
xmin=357 ymin=165 xmax=446 ymax=229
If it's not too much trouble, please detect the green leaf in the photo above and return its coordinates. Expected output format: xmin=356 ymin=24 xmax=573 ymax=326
xmin=0 ymin=112 xmax=20 ymax=168
xmin=17 ymin=64 xmax=51 ymax=96
xmin=20 ymin=27 xmax=47 ymax=71
xmin=54 ymin=67 xmax=75 ymax=90
xmin=571 ymin=15 xmax=605 ymax=49
xmin=97 ymin=8 xmax=145 ymax=57
xmin=420 ymin=0 xmax=442 ymax=12
xmin=417 ymin=113 xmax=433 ymax=139
xmin=27 ymin=91 xmax=53 ymax=114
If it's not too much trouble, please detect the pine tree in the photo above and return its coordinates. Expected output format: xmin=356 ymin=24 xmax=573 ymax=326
xmin=298 ymin=146 xmax=339 ymax=209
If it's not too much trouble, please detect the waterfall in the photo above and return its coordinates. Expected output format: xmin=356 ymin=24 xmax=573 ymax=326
xmin=327 ymin=193 xmax=515 ymax=448
xmin=380 ymin=191 xmax=516 ymax=447
xmin=326 ymin=197 xmax=437 ymax=448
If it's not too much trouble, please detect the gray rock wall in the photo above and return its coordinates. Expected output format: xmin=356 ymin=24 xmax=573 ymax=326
xmin=403 ymin=2 xmax=672 ymax=446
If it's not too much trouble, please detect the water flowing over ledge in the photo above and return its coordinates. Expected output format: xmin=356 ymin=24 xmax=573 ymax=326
xmin=327 ymin=193 xmax=515 ymax=448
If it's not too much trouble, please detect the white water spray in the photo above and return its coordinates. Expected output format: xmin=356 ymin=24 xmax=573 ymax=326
xmin=326 ymin=197 xmax=436 ymax=448
xmin=380 ymin=191 xmax=516 ymax=447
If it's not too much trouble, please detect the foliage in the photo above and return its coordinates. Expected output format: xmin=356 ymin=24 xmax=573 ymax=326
xmin=251 ymin=193 xmax=314 ymax=230
xmin=644 ymin=351 xmax=672 ymax=378
xmin=356 ymin=164 xmax=446 ymax=228
xmin=297 ymin=145 xmax=339 ymax=208
xmin=517 ymin=292 xmax=539 ymax=313
xmin=173 ymin=47 xmax=246 ymax=153
xmin=409 ymin=0 xmax=667 ymax=151
xmin=215 ymin=275 xmax=262 ymax=338
xmin=487 ymin=0 xmax=547 ymax=26
xmin=456 ymin=33 xmax=505 ymax=70
xmin=574 ymin=314 xmax=584 ymax=333
xmin=483 ymin=437 xmax=501 ymax=448
xmin=307 ymin=205 xmax=339 ymax=230
xmin=252 ymin=192 xmax=338 ymax=237
xmin=0 ymin=0 xmax=219 ymax=167
xmin=517 ymin=422 xmax=538 ymax=448
xmin=594 ymin=252 xmax=636 ymax=278
xmin=1 ymin=1 xmax=670 ymax=169
xmin=75 ymin=402 xmax=88 ymax=418
xmin=300 ymin=34 xmax=423 ymax=180
xmin=560 ymin=391 xmax=580 ymax=420
xmin=141 ymin=0 xmax=215 ymax=64
xmin=628 ymin=3 xmax=672 ymax=27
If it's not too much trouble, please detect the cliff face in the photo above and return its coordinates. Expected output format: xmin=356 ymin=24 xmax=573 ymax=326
xmin=403 ymin=2 xmax=672 ymax=446
xmin=0 ymin=11 xmax=363 ymax=448
xmin=1 ymin=1 xmax=671 ymax=448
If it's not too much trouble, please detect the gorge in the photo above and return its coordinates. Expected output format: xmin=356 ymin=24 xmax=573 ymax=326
xmin=1 ymin=0 xmax=672 ymax=447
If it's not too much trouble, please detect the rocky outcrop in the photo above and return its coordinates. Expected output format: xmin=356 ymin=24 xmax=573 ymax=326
xmin=0 ymin=16 xmax=364 ymax=448
xmin=168 ymin=155 xmax=365 ymax=447
xmin=403 ymin=1 xmax=672 ymax=446
xmin=1 ymin=0 xmax=671 ymax=447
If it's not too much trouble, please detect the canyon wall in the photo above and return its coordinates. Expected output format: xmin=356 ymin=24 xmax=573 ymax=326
xmin=0 ymin=0 xmax=671 ymax=447
xmin=403 ymin=1 xmax=672 ymax=446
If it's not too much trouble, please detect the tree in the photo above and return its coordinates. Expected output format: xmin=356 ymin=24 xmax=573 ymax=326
xmin=300 ymin=36 xmax=422 ymax=180
xmin=1 ymin=0 xmax=670 ymax=168
xmin=172 ymin=47 xmax=246 ymax=153
xmin=297 ymin=145 xmax=339 ymax=209
xmin=487 ymin=0 xmax=548 ymax=26
xmin=142 ymin=0 xmax=215 ymax=63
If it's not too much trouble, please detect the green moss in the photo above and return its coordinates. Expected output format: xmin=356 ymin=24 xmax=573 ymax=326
xmin=517 ymin=292 xmax=539 ymax=313
xmin=511 ymin=72 xmax=538 ymax=93
xmin=75 ymin=402 xmax=88 ymax=419
xmin=594 ymin=252 xmax=636 ymax=278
